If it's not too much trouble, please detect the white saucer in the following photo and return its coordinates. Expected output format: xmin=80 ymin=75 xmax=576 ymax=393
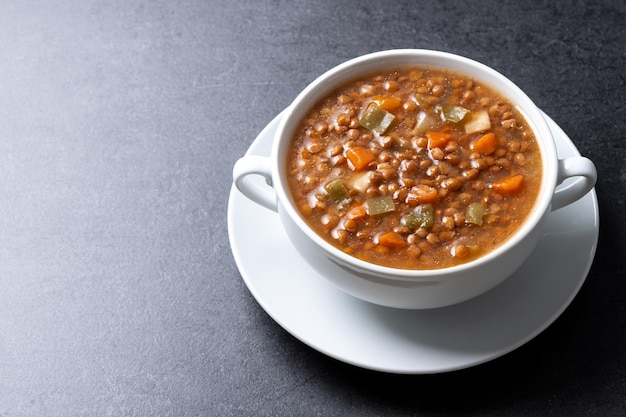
xmin=227 ymin=111 xmax=599 ymax=374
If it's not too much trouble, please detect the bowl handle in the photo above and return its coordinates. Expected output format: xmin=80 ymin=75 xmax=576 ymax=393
xmin=233 ymin=155 xmax=278 ymax=212
xmin=551 ymin=156 xmax=597 ymax=211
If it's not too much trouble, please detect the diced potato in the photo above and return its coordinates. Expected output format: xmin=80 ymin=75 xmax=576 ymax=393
xmin=350 ymin=171 xmax=374 ymax=192
xmin=412 ymin=111 xmax=436 ymax=135
xmin=464 ymin=110 xmax=491 ymax=134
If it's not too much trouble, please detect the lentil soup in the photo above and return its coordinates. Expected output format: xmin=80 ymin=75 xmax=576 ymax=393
xmin=286 ymin=67 xmax=542 ymax=270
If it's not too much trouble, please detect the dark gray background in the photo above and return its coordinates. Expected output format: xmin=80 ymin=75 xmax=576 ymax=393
xmin=0 ymin=0 xmax=624 ymax=416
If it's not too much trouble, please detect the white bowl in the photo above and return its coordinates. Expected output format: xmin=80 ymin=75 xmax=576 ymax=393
xmin=233 ymin=49 xmax=597 ymax=309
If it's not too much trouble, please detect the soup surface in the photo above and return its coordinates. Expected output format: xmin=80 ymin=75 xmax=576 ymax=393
xmin=286 ymin=67 xmax=542 ymax=269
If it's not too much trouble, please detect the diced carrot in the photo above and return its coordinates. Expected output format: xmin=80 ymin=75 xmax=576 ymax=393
xmin=371 ymin=95 xmax=402 ymax=112
xmin=346 ymin=204 xmax=367 ymax=220
xmin=378 ymin=231 xmax=407 ymax=250
xmin=426 ymin=131 xmax=453 ymax=149
xmin=409 ymin=184 xmax=439 ymax=204
xmin=471 ymin=132 xmax=497 ymax=155
xmin=346 ymin=147 xmax=376 ymax=171
xmin=492 ymin=175 xmax=524 ymax=195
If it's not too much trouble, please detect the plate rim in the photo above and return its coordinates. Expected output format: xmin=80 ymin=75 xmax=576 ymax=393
xmin=227 ymin=110 xmax=599 ymax=374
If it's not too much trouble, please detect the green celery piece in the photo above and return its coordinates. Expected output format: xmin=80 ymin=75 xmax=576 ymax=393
xmin=324 ymin=179 xmax=350 ymax=203
xmin=436 ymin=105 xmax=470 ymax=124
xmin=366 ymin=195 xmax=395 ymax=216
xmin=402 ymin=204 xmax=434 ymax=229
xmin=466 ymin=202 xmax=486 ymax=226
xmin=359 ymin=103 xmax=395 ymax=134
xmin=413 ymin=94 xmax=431 ymax=108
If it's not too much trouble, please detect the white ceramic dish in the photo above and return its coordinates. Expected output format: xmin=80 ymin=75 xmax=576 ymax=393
xmin=234 ymin=50 xmax=596 ymax=309
xmin=227 ymin=111 xmax=599 ymax=374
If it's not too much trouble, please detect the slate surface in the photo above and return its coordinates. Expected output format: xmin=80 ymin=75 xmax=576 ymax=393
xmin=0 ymin=1 xmax=624 ymax=416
